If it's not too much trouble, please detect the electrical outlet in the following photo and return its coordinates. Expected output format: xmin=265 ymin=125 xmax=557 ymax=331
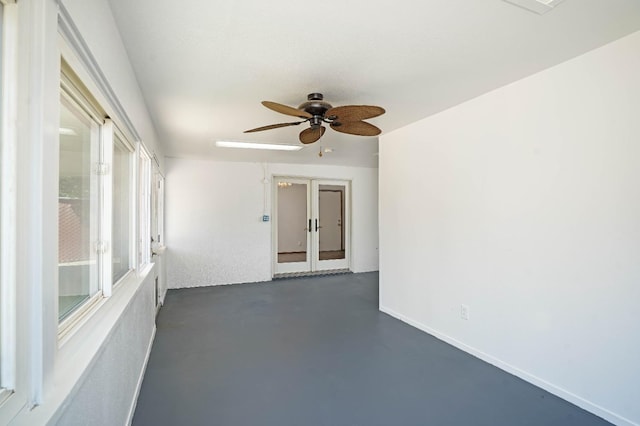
xmin=460 ymin=304 xmax=470 ymax=320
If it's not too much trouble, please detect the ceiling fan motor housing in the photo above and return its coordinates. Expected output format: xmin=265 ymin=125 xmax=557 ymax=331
xmin=299 ymin=93 xmax=332 ymax=119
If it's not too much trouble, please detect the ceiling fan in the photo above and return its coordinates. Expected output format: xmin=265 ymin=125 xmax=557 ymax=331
xmin=244 ymin=93 xmax=385 ymax=144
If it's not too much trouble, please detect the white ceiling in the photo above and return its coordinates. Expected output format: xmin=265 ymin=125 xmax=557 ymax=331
xmin=107 ymin=0 xmax=640 ymax=168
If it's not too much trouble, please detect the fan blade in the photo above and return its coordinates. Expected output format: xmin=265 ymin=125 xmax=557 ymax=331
xmin=262 ymin=101 xmax=313 ymax=119
xmin=299 ymin=126 xmax=326 ymax=144
xmin=244 ymin=121 xmax=305 ymax=133
xmin=330 ymin=121 xmax=381 ymax=136
xmin=325 ymin=105 xmax=385 ymax=122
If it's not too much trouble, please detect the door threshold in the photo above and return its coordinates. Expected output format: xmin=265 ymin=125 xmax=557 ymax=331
xmin=273 ymin=269 xmax=352 ymax=280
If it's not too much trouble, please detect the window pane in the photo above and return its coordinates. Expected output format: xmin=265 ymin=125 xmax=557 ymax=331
xmin=58 ymin=95 xmax=100 ymax=322
xmin=277 ymin=182 xmax=308 ymax=263
xmin=318 ymin=185 xmax=346 ymax=260
xmin=112 ymin=136 xmax=131 ymax=283
xmin=138 ymin=152 xmax=151 ymax=266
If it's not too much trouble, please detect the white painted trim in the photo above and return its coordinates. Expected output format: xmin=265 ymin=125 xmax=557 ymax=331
xmin=137 ymin=145 xmax=152 ymax=268
xmin=101 ymin=119 xmax=114 ymax=297
xmin=22 ymin=0 xmax=60 ymax=407
xmin=112 ymin=127 xmax=136 ymax=289
xmin=57 ymin=85 xmax=107 ymax=337
xmin=126 ymin=325 xmax=156 ymax=426
xmin=0 ymin=0 xmax=19 ymax=394
xmin=379 ymin=305 xmax=639 ymax=426
xmin=0 ymin=0 xmax=28 ymax=424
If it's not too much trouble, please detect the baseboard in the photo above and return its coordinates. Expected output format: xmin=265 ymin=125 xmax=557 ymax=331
xmin=379 ymin=305 xmax=637 ymax=426
xmin=273 ymin=269 xmax=352 ymax=280
xmin=126 ymin=325 xmax=156 ymax=426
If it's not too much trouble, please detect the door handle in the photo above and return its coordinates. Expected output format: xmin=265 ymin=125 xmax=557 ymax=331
xmin=315 ymin=219 xmax=319 ymax=232
xmin=308 ymin=219 xmax=312 ymax=233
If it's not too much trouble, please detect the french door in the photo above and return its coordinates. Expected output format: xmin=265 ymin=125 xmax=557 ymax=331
xmin=273 ymin=177 xmax=350 ymax=275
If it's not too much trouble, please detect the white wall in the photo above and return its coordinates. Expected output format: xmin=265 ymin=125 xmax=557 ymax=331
xmin=380 ymin=31 xmax=640 ymax=426
xmin=166 ymin=158 xmax=379 ymax=288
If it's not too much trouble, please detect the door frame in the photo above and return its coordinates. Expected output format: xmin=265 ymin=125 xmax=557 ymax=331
xmin=312 ymin=179 xmax=350 ymax=272
xmin=272 ymin=176 xmax=351 ymax=276
xmin=272 ymin=177 xmax=312 ymax=274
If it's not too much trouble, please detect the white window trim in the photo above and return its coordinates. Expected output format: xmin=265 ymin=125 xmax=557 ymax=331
xmin=152 ymin=169 xmax=165 ymax=246
xmin=56 ymin=31 xmax=150 ymax=342
xmin=101 ymin=119 xmax=114 ymax=297
xmin=137 ymin=143 xmax=152 ymax=269
xmin=111 ymin=124 xmax=136 ymax=288
xmin=57 ymin=82 xmax=106 ymax=338
xmin=0 ymin=0 xmax=26 ymax=422
xmin=58 ymin=61 xmax=143 ymax=341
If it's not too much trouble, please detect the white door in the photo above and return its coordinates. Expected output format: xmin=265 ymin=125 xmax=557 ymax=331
xmin=274 ymin=178 xmax=350 ymax=275
xmin=312 ymin=180 xmax=349 ymax=272
xmin=274 ymin=177 xmax=312 ymax=274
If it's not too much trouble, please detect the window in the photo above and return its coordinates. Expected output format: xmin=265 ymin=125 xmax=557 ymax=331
xmin=58 ymin=89 xmax=101 ymax=323
xmin=112 ymin=132 xmax=134 ymax=283
xmin=151 ymin=163 xmax=164 ymax=249
xmin=58 ymin=60 xmax=143 ymax=329
xmin=138 ymin=148 xmax=151 ymax=267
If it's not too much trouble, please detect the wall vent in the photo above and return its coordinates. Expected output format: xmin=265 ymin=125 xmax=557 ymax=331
xmin=502 ymin=0 xmax=566 ymax=15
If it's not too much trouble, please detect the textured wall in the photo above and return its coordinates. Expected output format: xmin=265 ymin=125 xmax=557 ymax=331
xmin=165 ymin=159 xmax=379 ymax=288
xmin=380 ymin=31 xmax=640 ymax=426
xmin=55 ymin=273 xmax=156 ymax=425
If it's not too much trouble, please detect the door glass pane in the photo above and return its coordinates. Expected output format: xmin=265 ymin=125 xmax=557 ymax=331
xmin=318 ymin=185 xmax=346 ymax=261
xmin=58 ymin=95 xmax=100 ymax=322
xmin=277 ymin=182 xmax=307 ymax=263
xmin=112 ymin=136 xmax=131 ymax=283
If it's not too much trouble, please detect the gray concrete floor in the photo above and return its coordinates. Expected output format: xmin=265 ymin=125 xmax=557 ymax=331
xmin=132 ymin=272 xmax=611 ymax=426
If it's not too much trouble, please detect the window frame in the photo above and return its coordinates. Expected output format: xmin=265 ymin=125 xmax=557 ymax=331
xmin=58 ymin=58 xmax=143 ymax=337
xmin=111 ymin=124 xmax=136 ymax=287
xmin=57 ymin=77 xmax=106 ymax=335
xmin=0 ymin=0 xmax=26 ymax=421
xmin=152 ymin=167 xmax=165 ymax=247
xmin=137 ymin=145 xmax=152 ymax=269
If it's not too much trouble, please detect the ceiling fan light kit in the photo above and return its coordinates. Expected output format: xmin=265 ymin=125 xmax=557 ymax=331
xmin=244 ymin=93 xmax=385 ymax=144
